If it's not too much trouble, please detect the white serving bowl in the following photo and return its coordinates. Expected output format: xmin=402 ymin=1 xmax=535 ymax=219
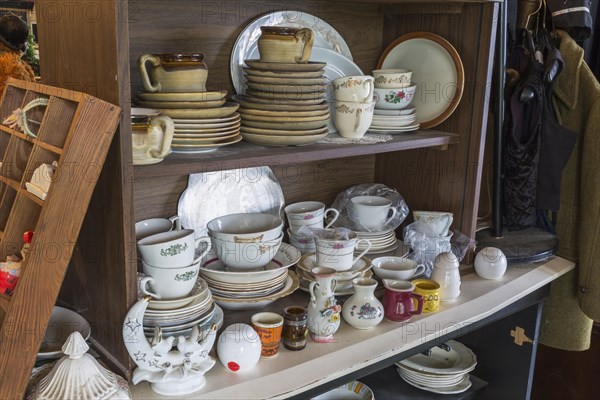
xmin=372 ymin=256 xmax=426 ymax=280
xmin=210 ymin=232 xmax=284 ymax=270
xmin=207 ymin=213 xmax=283 ymax=242
xmin=373 ymin=85 xmax=416 ymax=110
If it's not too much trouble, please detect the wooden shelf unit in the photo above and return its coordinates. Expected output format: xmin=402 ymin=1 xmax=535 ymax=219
xmin=0 ymin=79 xmax=121 ymax=398
xmin=31 ymin=0 xmax=499 ymax=397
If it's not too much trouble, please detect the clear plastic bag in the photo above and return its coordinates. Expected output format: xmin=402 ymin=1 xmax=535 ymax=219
xmin=403 ymin=222 xmax=476 ymax=277
xmin=330 ymin=183 xmax=409 ymax=232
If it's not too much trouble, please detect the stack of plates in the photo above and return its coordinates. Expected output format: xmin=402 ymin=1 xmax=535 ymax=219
xmin=396 ymin=340 xmax=477 ymax=394
xmin=369 ymin=106 xmax=419 ymax=134
xmin=236 ymin=62 xmax=330 ymax=146
xmin=199 ymin=243 xmax=301 ymax=310
xmin=135 ymin=90 xmax=242 ymax=153
xmin=141 ymin=278 xmax=223 ymax=340
xmin=296 ymin=253 xmax=372 ymax=296
xmin=355 ymin=230 xmax=399 ymax=255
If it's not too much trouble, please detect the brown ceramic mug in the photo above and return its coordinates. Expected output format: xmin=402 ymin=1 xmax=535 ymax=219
xmin=257 ymin=26 xmax=314 ymax=64
xmin=138 ymin=53 xmax=208 ymax=93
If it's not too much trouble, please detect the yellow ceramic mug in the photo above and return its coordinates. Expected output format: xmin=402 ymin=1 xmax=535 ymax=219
xmin=412 ymin=279 xmax=440 ymax=312
xmin=257 ymin=26 xmax=314 ymax=64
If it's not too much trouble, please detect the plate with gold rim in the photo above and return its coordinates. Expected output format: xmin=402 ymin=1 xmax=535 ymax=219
xmin=244 ymin=67 xmax=325 ymax=79
xmin=238 ymin=107 xmax=329 ymax=118
xmin=239 ymin=112 xmax=329 ymax=123
xmin=246 ymin=75 xmax=329 ymax=86
xmin=137 ymin=90 xmax=227 ymax=102
xmin=233 ymin=95 xmax=328 ymax=111
xmin=159 ymin=102 xmax=240 ymax=119
xmin=247 ymin=82 xmax=328 ymax=93
xmin=136 ymin=98 xmax=226 ymax=109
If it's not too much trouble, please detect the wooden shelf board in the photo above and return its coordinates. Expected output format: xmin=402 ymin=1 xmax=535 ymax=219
xmin=19 ymin=188 xmax=44 ymax=206
xmin=0 ymin=125 xmax=63 ymax=155
xmin=0 ymin=294 xmax=10 ymax=312
xmin=135 ymin=130 xmax=459 ymax=178
xmin=0 ymin=176 xmax=21 ymax=191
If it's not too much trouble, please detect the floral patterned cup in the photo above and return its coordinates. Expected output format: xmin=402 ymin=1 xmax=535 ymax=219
xmin=315 ymin=230 xmax=371 ymax=271
xmin=140 ymin=259 xmax=201 ymax=300
xmin=285 ymin=201 xmax=340 ymax=234
xmin=137 ymin=229 xmax=211 ymax=268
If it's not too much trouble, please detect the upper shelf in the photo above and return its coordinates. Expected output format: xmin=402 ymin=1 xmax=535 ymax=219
xmin=134 ymin=130 xmax=458 ymax=178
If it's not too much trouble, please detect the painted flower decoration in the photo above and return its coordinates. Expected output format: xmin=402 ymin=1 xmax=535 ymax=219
xmin=304 ymin=213 xmax=314 ymax=220
xmin=333 ymin=243 xmax=345 ymax=250
xmin=384 ymin=90 xmax=407 ymax=104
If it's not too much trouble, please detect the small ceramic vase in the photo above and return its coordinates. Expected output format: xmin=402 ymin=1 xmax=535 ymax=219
xmin=342 ymin=278 xmax=384 ymax=329
xmin=431 ymin=252 xmax=461 ymax=301
xmin=307 ymin=267 xmax=341 ymax=342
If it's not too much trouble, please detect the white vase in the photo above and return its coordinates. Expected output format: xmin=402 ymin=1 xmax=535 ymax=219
xmin=307 ymin=267 xmax=341 ymax=342
xmin=342 ymin=278 xmax=384 ymax=329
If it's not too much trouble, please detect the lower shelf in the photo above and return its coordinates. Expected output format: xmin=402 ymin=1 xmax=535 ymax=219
xmin=360 ymin=365 xmax=488 ymax=400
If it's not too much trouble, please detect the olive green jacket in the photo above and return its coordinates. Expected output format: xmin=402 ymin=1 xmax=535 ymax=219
xmin=539 ymin=30 xmax=600 ymax=351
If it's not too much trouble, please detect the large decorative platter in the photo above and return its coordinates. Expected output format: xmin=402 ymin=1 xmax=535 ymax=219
xmin=396 ymin=340 xmax=477 ymax=375
xmin=178 ymin=166 xmax=285 ymax=237
xmin=377 ymin=32 xmax=464 ymax=129
xmin=231 ymin=10 xmax=353 ymax=94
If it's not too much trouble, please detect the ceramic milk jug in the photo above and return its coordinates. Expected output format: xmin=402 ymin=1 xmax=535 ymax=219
xmin=131 ymin=115 xmax=174 ymax=165
xmin=431 ymin=252 xmax=461 ymax=301
xmin=341 ymin=278 xmax=383 ymax=329
xmin=307 ymin=267 xmax=341 ymax=342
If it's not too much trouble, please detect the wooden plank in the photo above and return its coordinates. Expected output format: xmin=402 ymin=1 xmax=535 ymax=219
xmin=0 ymin=293 xmax=9 ymax=312
xmin=0 ymin=176 xmax=21 ymax=191
xmin=19 ymin=188 xmax=44 ymax=206
xmin=0 ymin=80 xmax=121 ymax=399
xmin=134 ymin=131 xmax=459 ymax=178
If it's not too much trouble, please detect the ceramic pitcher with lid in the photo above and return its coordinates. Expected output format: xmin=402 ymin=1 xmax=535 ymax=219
xmin=307 ymin=267 xmax=341 ymax=342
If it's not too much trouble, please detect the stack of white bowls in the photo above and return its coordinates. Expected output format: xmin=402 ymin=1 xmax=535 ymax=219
xmin=396 ymin=340 xmax=477 ymax=394
xmin=370 ymin=69 xmax=419 ymax=133
xmin=206 ymin=213 xmax=284 ymax=271
xmin=332 ymin=75 xmax=376 ymax=139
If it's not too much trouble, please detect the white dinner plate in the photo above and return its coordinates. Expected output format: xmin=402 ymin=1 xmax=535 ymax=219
xmin=397 ymin=340 xmax=477 ymax=375
xmin=231 ymin=10 xmax=353 ymax=94
xmin=378 ymin=32 xmax=464 ymax=129
xmin=398 ymin=368 xmax=472 ymax=394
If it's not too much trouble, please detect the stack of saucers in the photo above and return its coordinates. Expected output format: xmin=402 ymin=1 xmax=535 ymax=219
xmin=355 ymin=230 xmax=400 ymax=255
xmin=235 ymin=60 xmax=330 ymax=146
xmin=370 ymin=106 xmax=419 ymax=133
xmin=296 ymin=253 xmax=373 ymax=296
xmin=141 ymin=278 xmax=223 ymax=340
xmin=199 ymin=243 xmax=301 ymax=310
xmin=369 ymin=69 xmax=420 ymax=134
xmin=396 ymin=340 xmax=477 ymax=394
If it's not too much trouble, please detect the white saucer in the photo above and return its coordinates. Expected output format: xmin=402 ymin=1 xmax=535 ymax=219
xmin=296 ymin=253 xmax=372 ymax=280
xmin=398 ymin=369 xmax=472 ymax=394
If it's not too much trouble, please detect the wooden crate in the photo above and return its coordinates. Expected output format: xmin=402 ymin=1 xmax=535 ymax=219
xmin=0 ymin=78 xmax=121 ymax=397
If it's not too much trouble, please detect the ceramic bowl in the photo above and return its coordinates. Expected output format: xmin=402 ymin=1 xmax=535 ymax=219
xmin=286 ymin=228 xmax=316 ymax=254
xmin=199 ymin=243 xmax=301 ymax=284
xmin=474 ymin=247 xmax=507 ymax=280
xmin=373 ymin=85 xmax=416 ymax=110
xmin=217 ymin=323 xmax=262 ymax=372
xmin=372 ymin=256 xmax=426 ymax=280
xmin=210 ymin=232 xmax=283 ymax=270
xmin=373 ymin=68 xmax=412 ymax=88
xmin=313 ymin=381 xmax=375 ymax=400
xmin=207 ymin=213 xmax=283 ymax=242
xmin=38 ymin=307 xmax=91 ymax=360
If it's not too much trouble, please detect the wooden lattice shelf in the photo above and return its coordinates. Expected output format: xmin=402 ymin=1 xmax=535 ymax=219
xmin=0 ymin=78 xmax=121 ymax=396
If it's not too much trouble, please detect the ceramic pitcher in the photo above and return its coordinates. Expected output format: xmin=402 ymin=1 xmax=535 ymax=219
xmin=257 ymin=26 xmax=314 ymax=64
xmin=132 ymin=115 xmax=174 ymax=165
xmin=307 ymin=267 xmax=341 ymax=342
xmin=341 ymin=278 xmax=384 ymax=329
xmin=138 ymin=53 xmax=208 ymax=93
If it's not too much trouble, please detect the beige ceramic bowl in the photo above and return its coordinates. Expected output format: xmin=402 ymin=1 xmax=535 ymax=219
xmin=207 ymin=213 xmax=283 ymax=242
xmin=373 ymin=69 xmax=412 ymax=88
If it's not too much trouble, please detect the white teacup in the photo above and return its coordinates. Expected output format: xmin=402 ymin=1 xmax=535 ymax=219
xmin=413 ymin=211 xmax=453 ymax=237
xmin=332 ymin=75 xmax=375 ymax=103
xmin=350 ymin=196 xmax=397 ymax=230
xmin=140 ymin=259 xmax=200 ymax=300
xmin=287 ymin=228 xmax=316 ymax=254
xmin=372 ymin=257 xmax=426 ymax=280
xmin=135 ymin=215 xmax=181 ymax=241
xmin=285 ymin=201 xmax=340 ymax=234
xmin=314 ymin=230 xmax=371 ymax=271
xmin=333 ymin=100 xmax=376 ymax=139
xmin=137 ymin=229 xmax=211 ymax=268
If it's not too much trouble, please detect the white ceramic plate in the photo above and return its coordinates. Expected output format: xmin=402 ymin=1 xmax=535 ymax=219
xmin=178 ymin=166 xmax=285 ymax=238
xmin=398 ymin=369 xmax=472 ymax=394
xmin=374 ymin=106 xmax=415 ymax=116
xmin=378 ymin=32 xmax=464 ymax=129
xmin=297 ymin=252 xmax=372 ymax=280
xmin=145 ymin=304 xmax=224 ymax=342
xmin=213 ymin=271 xmax=299 ymax=310
xmin=311 ymin=381 xmax=374 ymax=400
xmin=231 ymin=10 xmax=353 ymax=94
xmin=158 ymin=102 xmax=240 ymax=119
xmin=170 ymin=135 xmax=242 ymax=153
xmin=204 ymin=271 xmax=288 ymax=291
xmin=199 ymin=243 xmax=301 ymax=284
xmin=397 ymin=340 xmax=477 ymax=375
xmin=398 ymin=368 xmax=466 ymax=386
xmin=137 ymin=90 xmax=227 ymax=102
xmin=144 ymin=303 xmax=217 ymax=332
xmin=37 ymin=307 xmax=91 ymax=360
xmin=172 ymin=113 xmax=240 ymax=124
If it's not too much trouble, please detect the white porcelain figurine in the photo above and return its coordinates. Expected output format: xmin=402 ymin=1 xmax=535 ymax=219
xmin=122 ymin=297 xmax=217 ymax=396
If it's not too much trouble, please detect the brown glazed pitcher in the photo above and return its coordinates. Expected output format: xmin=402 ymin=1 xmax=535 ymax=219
xmin=138 ymin=53 xmax=208 ymax=93
xmin=257 ymin=26 xmax=314 ymax=64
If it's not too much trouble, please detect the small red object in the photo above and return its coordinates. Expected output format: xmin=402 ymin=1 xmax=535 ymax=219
xmin=23 ymin=231 xmax=33 ymax=244
xmin=227 ymin=361 xmax=240 ymax=372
